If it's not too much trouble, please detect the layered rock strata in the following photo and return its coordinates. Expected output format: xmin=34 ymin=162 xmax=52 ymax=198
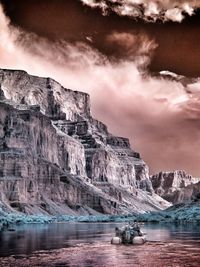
xmin=0 ymin=69 xmax=169 ymax=215
xmin=150 ymin=170 xmax=200 ymax=204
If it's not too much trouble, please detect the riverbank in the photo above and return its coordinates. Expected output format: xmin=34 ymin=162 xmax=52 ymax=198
xmin=1 ymin=201 xmax=200 ymax=232
xmin=0 ymin=211 xmax=137 ymax=231
xmin=138 ymin=202 xmax=200 ymax=223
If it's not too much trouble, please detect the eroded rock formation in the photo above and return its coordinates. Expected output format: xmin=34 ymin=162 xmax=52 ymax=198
xmin=150 ymin=170 xmax=200 ymax=204
xmin=0 ymin=69 xmax=170 ymax=215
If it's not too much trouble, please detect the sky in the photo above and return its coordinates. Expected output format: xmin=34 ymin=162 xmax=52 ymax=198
xmin=1 ymin=0 xmax=200 ymax=176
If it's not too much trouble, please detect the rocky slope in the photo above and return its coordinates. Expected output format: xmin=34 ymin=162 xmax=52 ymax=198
xmin=0 ymin=68 xmax=170 ymax=216
xmin=150 ymin=170 xmax=200 ymax=204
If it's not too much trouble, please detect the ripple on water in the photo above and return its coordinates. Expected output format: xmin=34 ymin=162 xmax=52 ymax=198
xmin=1 ymin=241 xmax=200 ymax=267
xmin=1 ymin=223 xmax=200 ymax=266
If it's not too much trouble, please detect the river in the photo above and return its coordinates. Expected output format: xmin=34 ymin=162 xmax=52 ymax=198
xmin=1 ymin=222 xmax=200 ymax=266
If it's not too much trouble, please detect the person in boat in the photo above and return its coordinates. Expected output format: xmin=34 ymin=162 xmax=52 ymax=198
xmin=130 ymin=222 xmax=143 ymax=237
xmin=114 ymin=222 xmax=143 ymax=244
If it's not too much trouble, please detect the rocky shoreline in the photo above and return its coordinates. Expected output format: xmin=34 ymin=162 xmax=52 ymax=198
xmin=1 ymin=200 xmax=200 ymax=233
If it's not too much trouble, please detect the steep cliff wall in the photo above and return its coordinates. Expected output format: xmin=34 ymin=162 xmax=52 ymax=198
xmin=150 ymin=170 xmax=200 ymax=204
xmin=0 ymin=69 xmax=90 ymax=121
xmin=0 ymin=69 xmax=170 ymax=215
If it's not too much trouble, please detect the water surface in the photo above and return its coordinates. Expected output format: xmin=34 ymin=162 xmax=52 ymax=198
xmin=1 ymin=222 xmax=200 ymax=266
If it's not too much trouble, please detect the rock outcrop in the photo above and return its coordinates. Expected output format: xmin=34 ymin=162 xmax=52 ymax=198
xmin=0 ymin=69 xmax=170 ymax=216
xmin=150 ymin=170 xmax=200 ymax=204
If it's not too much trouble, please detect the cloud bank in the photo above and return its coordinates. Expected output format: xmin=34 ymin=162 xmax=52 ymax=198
xmin=80 ymin=0 xmax=199 ymax=22
xmin=1 ymin=4 xmax=200 ymax=176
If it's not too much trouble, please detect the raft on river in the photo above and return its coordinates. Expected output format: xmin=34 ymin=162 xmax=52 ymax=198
xmin=111 ymin=223 xmax=146 ymax=245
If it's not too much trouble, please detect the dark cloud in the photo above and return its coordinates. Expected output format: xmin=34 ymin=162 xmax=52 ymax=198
xmin=2 ymin=0 xmax=200 ymax=77
xmin=80 ymin=0 xmax=199 ymax=22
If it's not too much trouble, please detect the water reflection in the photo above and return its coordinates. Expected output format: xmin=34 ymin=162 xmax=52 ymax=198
xmin=0 ymin=222 xmax=200 ymax=257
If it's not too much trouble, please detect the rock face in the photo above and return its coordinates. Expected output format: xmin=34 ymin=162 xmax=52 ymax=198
xmin=0 ymin=69 xmax=170 ymax=215
xmin=150 ymin=170 xmax=200 ymax=204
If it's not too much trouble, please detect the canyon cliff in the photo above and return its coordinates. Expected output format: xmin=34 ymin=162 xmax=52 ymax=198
xmin=0 ymin=69 xmax=169 ymax=216
xmin=150 ymin=170 xmax=200 ymax=204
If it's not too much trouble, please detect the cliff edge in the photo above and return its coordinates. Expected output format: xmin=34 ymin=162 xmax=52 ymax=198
xmin=0 ymin=69 xmax=170 ymax=216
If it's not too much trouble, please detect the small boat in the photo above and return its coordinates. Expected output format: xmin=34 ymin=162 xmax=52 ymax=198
xmin=111 ymin=223 xmax=146 ymax=245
